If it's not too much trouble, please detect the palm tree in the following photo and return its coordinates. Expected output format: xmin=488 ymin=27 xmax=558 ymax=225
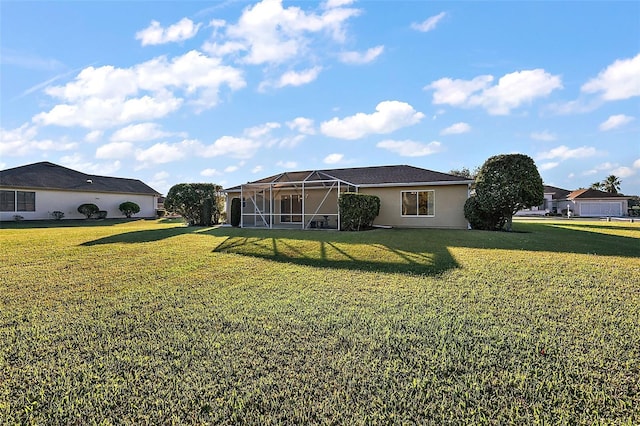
xmin=601 ymin=175 xmax=621 ymax=194
xmin=590 ymin=181 xmax=604 ymax=190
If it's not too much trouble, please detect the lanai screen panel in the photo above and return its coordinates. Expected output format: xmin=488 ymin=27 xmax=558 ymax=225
xmin=239 ymin=172 xmax=356 ymax=229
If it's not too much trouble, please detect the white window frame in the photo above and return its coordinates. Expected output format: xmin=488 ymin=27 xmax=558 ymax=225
xmin=401 ymin=190 xmax=435 ymax=217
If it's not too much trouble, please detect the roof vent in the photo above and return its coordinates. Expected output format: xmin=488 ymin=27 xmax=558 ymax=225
xmin=87 ymin=179 xmax=93 ymax=184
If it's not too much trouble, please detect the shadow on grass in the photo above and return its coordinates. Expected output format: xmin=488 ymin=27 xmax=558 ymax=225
xmin=0 ymin=218 xmax=146 ymax=229
xmin=210 ymin=230 xmax=458 ymax=276
xmin=80 ymin=225 xmax=199 ymax=245
xmin=77 ymin=221 xmax=639 ymax=276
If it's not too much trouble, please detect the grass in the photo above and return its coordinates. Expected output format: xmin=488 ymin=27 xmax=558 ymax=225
xmin=1 ymin=218 xmax=638 ymax=425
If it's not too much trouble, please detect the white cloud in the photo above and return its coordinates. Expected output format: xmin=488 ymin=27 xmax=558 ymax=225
xmin=320 ymin=101 xmax=425 ymax=140
xmin=85 ymin=130 xmax=103 ymax=143
xmin=324 ymin=153 xmax=344 ymax=164
xmin=634 ymin=159 xmax=640 ymax=169
xmin=201 ymin=136 xmax=261 ymax=159
xmin=539 ymin=162 xmax=559 ymax=171
xmin=201 ymin=168 xmax=221 ymax=177
xmin=376 ymin=140 xmax=442 ymax=157
xmin=224 ymin=165 xmax=239 ymax=173
xmin=427 ymin=69 xmax=562 ymax=115
xmin=411 ymin=12 xmax=447 ymax=32
xmin=210 ymin=0 xmax=361 ymax=66
xmin=59 ymin=154 xmax=121 ymax=175
xmin=136 ymin=18 xmax=202 ymax=46
xmin=154 ymin=171 xmax=170 ymax=180
xmin=0 ymin=123 xmax=76 ymax=157
xmin=33 ymin=94 xmax=184 ymax=129
xmin=323 ymin=0 xmax=354 ymax=8
xmin=530 ymin=131 xmax=557 ymax=141
xmin=34 ymin=50 xmax=245 ymax=129
xmin=277 ymin=134 xmax=306 ymax=148
xmin=583 ymin=162 xmax=617 ymax=176
xmin=440 ymin=122 xmax=471 ymax=135
xmin=286 ymin=117 xmax=315 ymax=134
xmin=95 ymin=142 xmax=134 ymax=159
xmin=252 ymin=165 xmax=264 ymax=174
xmin=599 ymin=114 xmax=635 ymax=131
xmin=111 ymin=122 xmax=176 ymax=142
xmin=611 ymin=166 xmax=635 ymax=178
xmin=339 ymin=45 xmax=384 ymax=64
xmin=244 ymin=122 xmax=281 ymax=138
xmin=537 ymin=145 xmax=598 ymax=161
xmin=582 ymin=53 xmax=640 ymax=100
xmin=135 ymin=139 xmax=200 ymax=165
xmin=427 ymin=75 xmax=493 ymax=106
xmin=277 ymin=160 xmax=298 ymax=169
xmin=272 ymin=66 xmax=322 ymax=89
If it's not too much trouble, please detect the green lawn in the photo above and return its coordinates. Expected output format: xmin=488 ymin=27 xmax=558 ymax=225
xmin=1 ymin=219 xmax=638 ymax=425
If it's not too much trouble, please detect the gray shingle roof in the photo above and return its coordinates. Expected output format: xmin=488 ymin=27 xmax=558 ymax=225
xmin=226 ymin=165 xmax=473 ymax=191
xmin=567 ymin=188 xmax=628 ymax=199
xmin=0 ymin=162 xmax=160 ymax=195
xmin=543 ymin=185 xmax=571 ymax=200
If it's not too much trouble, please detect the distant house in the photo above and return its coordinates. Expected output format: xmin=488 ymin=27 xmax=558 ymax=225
xmin=517 ymin=185 xmax=630 ymax=217
xmin=224 ymin=165 xmax=474 ymax=230
xmin=0 ymin=162 xmax=161 ymax=221
xmin=566 ymin=188 xmax=630 ymax=217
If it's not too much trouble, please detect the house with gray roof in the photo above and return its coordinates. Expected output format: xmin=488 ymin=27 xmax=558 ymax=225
xmin=224 ymin=165 xmax=474 ymax=229
xmin=517 ymin=184 xmax=630 ymax=217
xmin=0 ymin=162 xmax=161 ymax=221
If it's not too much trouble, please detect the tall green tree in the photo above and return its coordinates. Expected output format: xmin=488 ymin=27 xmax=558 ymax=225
xmin=465 ymin=154 xmax=544 ymax=231
xmin=448 ymin=167 xmax=479 ymax=180
xmin=601 ymin=175 xmax=621 ymax=194
xmin=590 ymin=181 xmax=604 ymax=190
xmin=164 ymin=183 xmax=224 ymax=226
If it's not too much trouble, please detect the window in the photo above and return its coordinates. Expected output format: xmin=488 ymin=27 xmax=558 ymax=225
xmin=402 ymin=190 xmax=434 ymax=216
xmin=280 ymin=194 xmax=302 ymax=223
xmin=17 ymin=191 xmax=35 ymax=211
xmin=0 ymin=190 xmax=15 ymax=211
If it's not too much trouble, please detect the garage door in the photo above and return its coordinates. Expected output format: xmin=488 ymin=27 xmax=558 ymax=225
xmin=580 ymin=202 xmax=622 ymax=217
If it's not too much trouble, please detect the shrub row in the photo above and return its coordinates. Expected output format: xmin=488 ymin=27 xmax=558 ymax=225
xmin=76 ymin=202 xmax=140 ymax=219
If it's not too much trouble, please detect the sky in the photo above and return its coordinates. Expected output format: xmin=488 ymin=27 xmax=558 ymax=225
xmin=1 ymin=0 xmax=639 ymax=196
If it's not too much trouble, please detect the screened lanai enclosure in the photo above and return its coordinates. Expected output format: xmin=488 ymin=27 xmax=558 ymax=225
xmin=236 ymin=171 xmax=357 ymax=230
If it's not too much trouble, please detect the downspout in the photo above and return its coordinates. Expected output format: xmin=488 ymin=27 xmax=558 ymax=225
xmin=467 ymin=183 xmax=472 ymax=230
xmin=240 ymin=185 xmax=244 ymax=228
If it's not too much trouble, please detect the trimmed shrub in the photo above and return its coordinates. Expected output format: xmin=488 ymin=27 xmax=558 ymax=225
xmin=50 ymin=211 xmax=65 ymax=220
xmin=119 ymin=201 xmax=140 ymax=218
xmin=338 ymin=193 xmax=380 ymax=231
xmin=78 ymin=203 xmax=99 ymax=219
xmin=96 ymin=210 xmax=108 ymax=219
xmin=464 ymin=196 xmax=501 ymax=230
xmin=230 ymin=198 xmax=241 ymax=227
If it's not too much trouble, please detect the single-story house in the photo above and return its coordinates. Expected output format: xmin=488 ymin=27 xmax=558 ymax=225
xmin=566 ymin=188 xmax=630 ymax=217
xmin=516 ymin=185 xmax=630 ymax=217
xmin=224 ymin=165 xmax=474 ymax=230
xmin=0 ymin=161 xmax=161 ymax=221
xmin=516 ymin=185 xmax=572 ymax=216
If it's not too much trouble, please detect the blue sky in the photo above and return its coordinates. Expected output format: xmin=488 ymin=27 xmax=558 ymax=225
xmin=1 ymin=0 xmax=639 ymax=196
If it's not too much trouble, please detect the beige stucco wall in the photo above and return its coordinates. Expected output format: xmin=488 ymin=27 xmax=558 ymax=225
xmin=0 ymin=187 xmax=158 ymax=221
xmin=360 ymin=184 xmax=470 ymax=229
xmin=227 ymin=183 xmax=470 ymax=229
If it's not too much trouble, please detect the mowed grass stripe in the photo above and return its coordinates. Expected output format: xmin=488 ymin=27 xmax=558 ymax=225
xmin=1 ymin=219 xmax=638 ymax=424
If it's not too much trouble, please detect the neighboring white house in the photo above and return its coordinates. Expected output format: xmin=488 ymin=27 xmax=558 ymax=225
xmin=566 ymin=188 xmax=630 ymax=217
xmin=516 ymin=185 xmax=630 ymax=217
xmin=224 ymin=165 xmax=474 ymax=230
xmin=0 ymin=162 xmax=161 ymax=221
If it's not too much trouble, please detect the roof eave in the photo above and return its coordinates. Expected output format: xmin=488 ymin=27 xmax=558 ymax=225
xmin=358 ymin=180 xmax=474 ymax=188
